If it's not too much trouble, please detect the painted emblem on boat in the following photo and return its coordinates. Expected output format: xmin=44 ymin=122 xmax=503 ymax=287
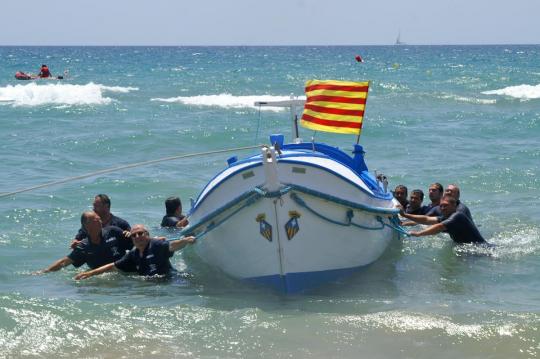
xmin=256 ymin=214 xmax=272 ymax=242
xmin=285 ymin=211 xmax=301 ymax=240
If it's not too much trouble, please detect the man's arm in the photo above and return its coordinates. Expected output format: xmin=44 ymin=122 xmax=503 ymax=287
xmin=401 ymin=212 xmax=440 ymax=225
xmin=74 ymin=263 xmax=116 ymax=280
xmin=409 ymin=223 xmax=446 ymax=237
xmin=40 ymin=257 xmax=74 ymax=273
xmin=169 ymin=236 xmax=196 ymax=252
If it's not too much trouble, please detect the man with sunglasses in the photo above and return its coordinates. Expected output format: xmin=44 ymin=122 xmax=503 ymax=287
xmin=400 ymin=195 xmax=485 ymax=244
xmin=74 ymin=224 xmax=196 ymax=280
xmin=40 ymin=211 xmax=132 ymax=273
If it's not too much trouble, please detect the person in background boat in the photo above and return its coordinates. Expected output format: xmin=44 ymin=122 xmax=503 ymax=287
xmin=400 ymin=195 xmax=485 ymax=244
xmin=38 ymin=64 xmax=51 ymax=78
xmin=393 ymin=185 xmax=409 ymax=209
xmin=39 ymin=211 xmax=132 ymax=274
xmin=161 ymin=196 xmax=189 ymax=228
xmin=74 ymin=224 xmax=196 ymax=280
xmin=426 ymin=184 xmax=473 ymax=222
xmin=425 ymin=182 xmax=444 ymax=213
xmin=405 ymin=189 xmax=429 ymax=215
xmin=73 ymin=194 xmax=131 ymax=247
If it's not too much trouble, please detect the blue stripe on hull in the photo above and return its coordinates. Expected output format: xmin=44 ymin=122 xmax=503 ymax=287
xmin=245 ymin=265 xmax=366 ymax=293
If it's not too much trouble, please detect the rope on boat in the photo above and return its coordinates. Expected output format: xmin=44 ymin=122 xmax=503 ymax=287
xmin=387 ymin=216 xmax=411 ymax=237
xmin=179 ymin=184 xmax=409 ymax=241
xmin=289 ymin=192 xmax=409 ymax=235
xmin=0 ymin=144 xmax=262 ymax=199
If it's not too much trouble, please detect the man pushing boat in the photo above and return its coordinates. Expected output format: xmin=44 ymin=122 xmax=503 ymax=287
xmin=74 ymin=224 xmax=196 ymax=280
xmin=400 ymin=195 xmax=486 ymax=244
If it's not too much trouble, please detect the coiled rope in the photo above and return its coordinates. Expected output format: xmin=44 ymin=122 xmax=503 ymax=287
xmin=0 ymin=144 xmax=262 ymax=199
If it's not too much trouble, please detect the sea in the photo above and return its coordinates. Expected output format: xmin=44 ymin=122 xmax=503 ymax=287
xmin=0 ymin=46 xmax=539 ymax=358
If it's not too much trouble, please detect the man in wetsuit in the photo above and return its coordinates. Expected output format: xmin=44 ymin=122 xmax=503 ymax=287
xmin=400 ymin=195 xmax=485 ymax=244
xmin=74 ymin=224 xmax=196 ymax=279
xmin=40 ymin=211 xmax=133 ymax=273
xmin=38 ymin=64 xmax=51 ymax=78
xmin=160 ymin=196 xmax=188 ymax=228
xmin=74 ymin=194 xmax=130 ymax=242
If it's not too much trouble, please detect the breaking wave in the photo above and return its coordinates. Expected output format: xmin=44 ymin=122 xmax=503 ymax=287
xmin=0 ymin=82 xmax=138 ymax=107
xmin=482 ymin=84 xmax=540 ymax=100
xmin=437 ymin=93 xmax=496 ymax=105
xmin=151 ymin=93 xmax=305 ymax=112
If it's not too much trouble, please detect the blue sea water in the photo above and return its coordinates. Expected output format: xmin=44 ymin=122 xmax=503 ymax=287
xmin=0 ymin=46 xmax=539 ymax=358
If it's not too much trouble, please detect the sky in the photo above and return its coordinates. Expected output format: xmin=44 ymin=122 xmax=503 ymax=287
xmin=1 ymin=0 xmax=539 ymax=45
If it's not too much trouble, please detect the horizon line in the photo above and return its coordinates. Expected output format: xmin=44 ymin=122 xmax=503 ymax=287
xmin=1 ymin=43 xmax=539 ymax=47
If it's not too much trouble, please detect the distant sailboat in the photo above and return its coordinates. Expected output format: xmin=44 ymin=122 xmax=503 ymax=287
xmin=395 ymin=31 xmax=406 ymax=45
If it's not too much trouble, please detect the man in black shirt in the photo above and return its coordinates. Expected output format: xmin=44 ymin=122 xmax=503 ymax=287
xmin=425 ymin=182 xmax=443 ymax=213
xmin=160 ymin=196 xmax=188 ymax=228
xmin=405 ymin=189 xmax=430 ymax=215
xmin=393 ymin=185 xmax=409 ymax=209
xmin=400 ymin=195 xmax=485 ymax=244
xmin=74 ymin=224 xmax=195 ymax=280
xmin=40 ymin=211 xmax=132 ymax=273
xmin=426 ymin=184 xmax=473 ymax=222
xmin=73 ymin=194 xmax=130 ymax=249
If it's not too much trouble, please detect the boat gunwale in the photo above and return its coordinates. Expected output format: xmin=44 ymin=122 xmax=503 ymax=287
xmin=189 ymin=153 xmax=393 ymax=215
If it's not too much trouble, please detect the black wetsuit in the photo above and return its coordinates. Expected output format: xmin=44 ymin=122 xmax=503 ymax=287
xmin=75 ymin=214 xmax=130 ymax=240
xmin=67 ymin=226 xmax=132 ymax=269
xmin=440 ymin=212 xmax=485 ymax=244
xmin=114 ymin=239 xmax=174 ymax=276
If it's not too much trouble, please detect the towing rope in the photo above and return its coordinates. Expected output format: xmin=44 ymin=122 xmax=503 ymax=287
xmin=0 ymin=144 xmax=262 ymax=199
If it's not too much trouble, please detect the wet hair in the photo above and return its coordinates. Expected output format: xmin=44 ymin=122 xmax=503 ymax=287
xmin=411 ymin=189 xmax=424 ymax=201
xmin=430 ymin=182 xmax=443 ymax=193
xmin=95 ymin=194 xmax=111 ymax=209
xmin=165 ymin=197 xmax=181 ymax=216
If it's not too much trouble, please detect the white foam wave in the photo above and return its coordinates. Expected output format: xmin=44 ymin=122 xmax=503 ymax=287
xmin=0 ymin=82 xmax=138 ymax=107
xmin=482 ymin=84 xmax=540 ymax=100
xmin=335 ymin=311 xmax=515 ymax=338
xmin=438 ymin=93 xmax=496 ymax=105
xmin=151 ymin=93 xmax=305 ymax=112
xmin=100 ymin=85 xmax=139 ymax=93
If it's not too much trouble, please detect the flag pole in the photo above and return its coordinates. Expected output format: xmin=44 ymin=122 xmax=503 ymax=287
xmin=355 ymin=81 xmax=370 ymax=145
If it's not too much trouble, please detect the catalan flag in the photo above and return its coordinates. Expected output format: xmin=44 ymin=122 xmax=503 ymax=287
xmin=300 ymin=79 xmax=369 ymax=135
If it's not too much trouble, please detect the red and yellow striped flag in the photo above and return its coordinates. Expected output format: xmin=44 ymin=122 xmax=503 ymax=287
xmin=300 ymin=79 xmax=369 ymax=135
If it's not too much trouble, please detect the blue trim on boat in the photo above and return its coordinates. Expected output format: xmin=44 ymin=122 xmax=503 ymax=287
xmin=189 ymin=161 xmax=263 ymax=215
xmin=183 ymin=184 xmax=398 ymax=241
xmin=278 ymin=158 xmax=392 ymax=200
xmin=191 ymin=154 xmax=391 ymax=214
xmin=245 ymin=265 xmax=367 ymax=293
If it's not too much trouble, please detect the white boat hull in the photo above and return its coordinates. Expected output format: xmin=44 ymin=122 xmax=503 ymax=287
xmin=185 ymin=144 xmax=400 ymax=292
xmin=192 ymin=190 xmax=396 ymax=292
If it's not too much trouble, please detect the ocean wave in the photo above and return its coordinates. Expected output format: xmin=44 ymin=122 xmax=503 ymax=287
xmin=437 ymin=93 xmax=496 ymax=105
xmin=0 ymin=82 xmax=138 ymax=107
xmin=482 ymin=84 xmax=540 ymax=100
xmin=150 ymin=93 xmax=305 ymax=112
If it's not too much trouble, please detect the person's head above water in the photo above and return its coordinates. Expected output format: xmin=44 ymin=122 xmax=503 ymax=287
xmin=165 ymin=196 xmax=182 ymax=216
